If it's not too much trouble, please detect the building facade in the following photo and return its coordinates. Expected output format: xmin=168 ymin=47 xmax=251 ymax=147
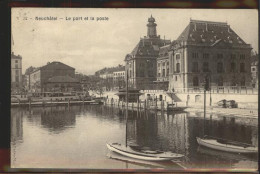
xmin=251 ymin=54 xmax=258 ymax=89
xmin=125 ymin=15 xmax=170 ymax=89
xmin=113 ymin=70 xmax=125 ymax=89
xmin=155 ymin=44 xmax=171 ymax=90
xmin=11 ymin=52 xmax=22 ymax=93
xmin=168 ymin=19 xmax=252 ymax=93
xmin=28 ymin=61 xmax=79 ymax=92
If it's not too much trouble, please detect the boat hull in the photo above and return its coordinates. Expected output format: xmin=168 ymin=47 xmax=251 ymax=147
xmin=106 ymin=143 xmax=184 ymax=161
xmin=196 ymin=137 xmax=258 ymax=154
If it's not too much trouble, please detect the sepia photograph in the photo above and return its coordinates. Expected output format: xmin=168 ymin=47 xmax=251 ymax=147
xmin=11 ymin=8 xmax=258 ymax=170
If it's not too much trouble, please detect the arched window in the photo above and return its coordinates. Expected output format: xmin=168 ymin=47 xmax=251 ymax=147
xmin=217 ymin=62 xmax=223 ymax=73
xmin=203 ymin=62 xmax=209 ymax=72
xmin=162 ymin=69 xmax=165 ymax=77
xmin=240 ymin=63 xmax=245 ymax=72
xmin=176 ymin=63 xmax=180 ymax=73
xmin=193 ymin=76 xmax=199 ymax=86
xmin=192 ymin=62 xmax=198 ymax=72
xmin=218 ymin=76 xmax=223 ymax=86
xmin=230 ymin=62 xmax=236 ymax=72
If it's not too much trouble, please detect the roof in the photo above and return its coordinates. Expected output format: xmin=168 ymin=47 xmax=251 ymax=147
xmin=176 ymin=19 xmax=251 ymax=48
xmin=41 ymin=61 xmax=75 ymax=70
xmin=158 ymin=44 xmax=171 ymax=57
xmin=47 ymin=75 xmax=79 ymax=83
xmin=96 ymin=65 xmax=125 ymax=75
xmin=126 ymin=38 xmax=171 ymax=60
xmin=11 ymin=52 xmax=22 ymax=59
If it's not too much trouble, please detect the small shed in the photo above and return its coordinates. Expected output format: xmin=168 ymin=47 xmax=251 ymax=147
xmin=115 ymin=88 xmax=142 ymax=102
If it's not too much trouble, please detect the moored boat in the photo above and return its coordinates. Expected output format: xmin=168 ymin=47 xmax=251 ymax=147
xmin=106 ymin=143 xmax=184 ymax=161
xmin=196 ymin=137 xmax=258 ymax=154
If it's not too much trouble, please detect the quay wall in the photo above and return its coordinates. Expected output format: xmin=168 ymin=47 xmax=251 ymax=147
xmin=102 ymin=90 xmax=258 ymax=109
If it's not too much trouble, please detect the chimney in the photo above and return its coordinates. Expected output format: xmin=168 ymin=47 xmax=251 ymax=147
xmin=205 ymin=23 xmax=208 ymax=31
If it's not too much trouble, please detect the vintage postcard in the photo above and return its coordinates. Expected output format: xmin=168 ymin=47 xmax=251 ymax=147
xmin=11 ymin=8 xmax=258 ymax=170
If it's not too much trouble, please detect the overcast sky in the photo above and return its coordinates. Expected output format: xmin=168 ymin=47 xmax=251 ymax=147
xmin=12 ymin=8 xmax=258 ymax=75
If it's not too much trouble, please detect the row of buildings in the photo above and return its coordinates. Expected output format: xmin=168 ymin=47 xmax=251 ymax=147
xmin=95 ymin=65 xmax=125 ymax=90
xmin=124 ymin=16 xmax=258 ymax=92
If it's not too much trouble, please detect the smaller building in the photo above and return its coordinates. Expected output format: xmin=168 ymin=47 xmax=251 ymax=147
xmin=116 ymin=87 xmax=142 ymax=102
xmin=45 ymin=75 xmax=80 ymax=92
xmin=113 ymin=68 xmax=125 ymax=90
xmin=28 ymin=61 xmax=78 ymax=92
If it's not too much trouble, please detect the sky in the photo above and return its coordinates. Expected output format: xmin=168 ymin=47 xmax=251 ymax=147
xmin=12 ymin=8 xmax=258 ymax=75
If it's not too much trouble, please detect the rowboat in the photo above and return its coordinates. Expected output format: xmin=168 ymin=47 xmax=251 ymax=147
xmin=196 ymin=137 xmax=258 ymax=154
xmin=106 ymin=143 xmax=184 ymax=161
xmin=107 ymin=150 xmax=186 ymax=169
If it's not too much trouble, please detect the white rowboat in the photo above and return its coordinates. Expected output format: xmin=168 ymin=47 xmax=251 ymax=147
xmin=106 ymin=143 xmax=184 ymax=161
xmin=196 ymin=137 xmax=258 ymax=154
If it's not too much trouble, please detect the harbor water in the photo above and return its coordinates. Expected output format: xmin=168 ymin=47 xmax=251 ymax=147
xmin=11 ymin=105 xmax=258 ymax=170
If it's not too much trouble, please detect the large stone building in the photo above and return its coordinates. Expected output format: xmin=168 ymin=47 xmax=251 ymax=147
xmin=155 ymin=44 xmax=171 ymax=90
xmin=28 ymin=61 xmax=80 ymax=92
xmin=251 ymin=53 xmax=258 ymax=89
xmin=125 ymin=15 xmax=170 ymax=89
xmin=167 ymin=19 xmax=252 ymax=93
xmin=11 ymin=52 xmax=22 ymax=93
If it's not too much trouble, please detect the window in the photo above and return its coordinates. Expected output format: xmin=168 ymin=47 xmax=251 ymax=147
xmin=175 ymin=76 xmax=177 ymax=81
xmin=231 ymin=54 xmax=236 ymax=59
xmin=240 ymin=63 xmax=245 ymax=72
xmin=176 ymin=54 xmax=181 ymax=59
xmin=163 ymin=62 xmax=165 ymax=66
xmin=166 ymin=62 xmax=169 ymax=66
xmin=217 ymin=54 xmax=223 ymax=59
xmin=15 ymin=64 xmax=18 ymax=68
xmin=252 ymin=67 xmax=256 ymax=71
xmin=240 ymin=54 xmax=245 ymax=60
xmin=203 ymin=62 xmax=209 ymax=72
xmin=176 ymin=63 xmax=180 ymax=73
xmin=192 ymin=52 xmax=199 ymax=59
xmin=230 ymin=62 xmax=236 ymax=72
xmin=218 ymin=76 xmax=223 ymax=86
xmin=217 ymin=62 xmax=223 ymax=73
xmin=166 ymin=68 xmax=169 ymax=76
xmin=158 ymin=63 xmax=160 ymax=67
xmin=158 ymin=72 xmax=161 ymax=77
xmin=15 ymin=70 xmax=19 ymax=75
xmin=193 ymin=76 xmax=199 ymax=86
xmin=15 ymin=60 xmax=18 ymax=63
xmin=203 ymin=53 xmax=209 ymax=59
xmin=192 ymin=62 xmax=199 ymax=72
xmin=162 ymin=69 xmax=165 ymax=77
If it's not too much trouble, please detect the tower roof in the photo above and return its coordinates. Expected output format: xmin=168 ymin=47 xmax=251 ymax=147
xmin=148 ymin=15 xmax=155 ymax=22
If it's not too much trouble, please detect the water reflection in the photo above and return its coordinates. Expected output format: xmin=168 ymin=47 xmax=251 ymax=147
xmin=11 ymin=105 xmax=258 ymax=169
xmin=40 ymin=107 xmax=76 ymax=133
